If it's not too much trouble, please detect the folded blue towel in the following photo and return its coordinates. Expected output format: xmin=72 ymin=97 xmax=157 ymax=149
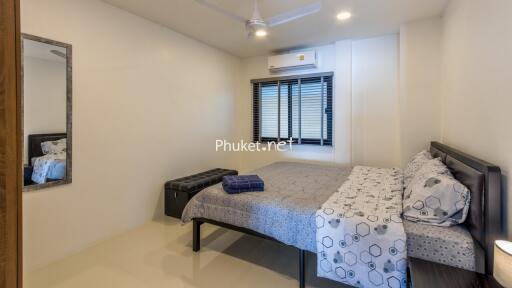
xmin=222 ymin=175 xmax=264 ymax=194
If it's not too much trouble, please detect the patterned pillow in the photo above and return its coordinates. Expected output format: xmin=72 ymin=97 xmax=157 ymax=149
xmin=403 ymin=158 xmax=470 ymax=226
xmin=41 ymin=138 xmax=66 ymax=155
xmin=404 ymin=158 xmax=451 ymax=200
xmin=403 ymin=150 xmax=433 ymax=188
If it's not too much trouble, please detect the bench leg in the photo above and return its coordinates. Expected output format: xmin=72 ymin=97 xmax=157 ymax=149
xmin=299 ymin=249 xmax=305 ymax=288
xmin=193 ymin=219 xmax=202 ymax=252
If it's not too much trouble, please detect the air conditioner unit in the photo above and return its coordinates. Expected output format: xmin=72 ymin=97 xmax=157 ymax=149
xmin=268 ymin=50 xmax=317 ymax=72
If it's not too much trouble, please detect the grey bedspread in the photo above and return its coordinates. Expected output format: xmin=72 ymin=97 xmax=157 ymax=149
xmin=181 ymin=162 xmax=351 ymax=252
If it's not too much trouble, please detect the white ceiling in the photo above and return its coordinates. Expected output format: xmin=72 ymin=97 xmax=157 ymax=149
xmin=23 ymin=39 xmax=67 ymax=63
xmin=104 ymin=0 xmax=448 ymax=57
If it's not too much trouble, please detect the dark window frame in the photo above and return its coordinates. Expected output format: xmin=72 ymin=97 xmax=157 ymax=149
xmin=252 ymin=72 xmax=334 ymax=146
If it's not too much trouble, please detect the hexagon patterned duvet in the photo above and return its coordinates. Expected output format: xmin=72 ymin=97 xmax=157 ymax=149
xmin=316 ymin=166 xmax=407 ymax=288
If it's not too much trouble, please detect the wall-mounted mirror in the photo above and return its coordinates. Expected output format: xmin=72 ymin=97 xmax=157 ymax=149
xmin=22 ymin=34 xmax=72 ymax=191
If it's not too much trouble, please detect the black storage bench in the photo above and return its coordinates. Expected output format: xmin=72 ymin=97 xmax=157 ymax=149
xmin=165 ymin=168 xmax=238 ymax=219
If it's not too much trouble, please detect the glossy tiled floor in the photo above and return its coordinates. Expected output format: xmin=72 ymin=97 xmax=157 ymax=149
xmin=25 ymin=218 xmax=347 ymax=288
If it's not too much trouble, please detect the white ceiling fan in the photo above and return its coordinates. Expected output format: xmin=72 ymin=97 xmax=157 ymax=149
xmin=195 ymin=0 xmax=322 ymax=37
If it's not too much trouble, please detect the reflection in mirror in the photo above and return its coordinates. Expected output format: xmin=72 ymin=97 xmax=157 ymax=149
xmin=22 ymin=34 xmax=72 ymax=191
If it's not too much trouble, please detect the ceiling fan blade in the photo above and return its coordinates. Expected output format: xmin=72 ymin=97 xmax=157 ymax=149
xmin=195 ymin=0 xmax=247 ymax=23
xmin=266 ymin=2 xmax=321 ymax=27
xmin=50 ymin=50 xmax=66 ymax=59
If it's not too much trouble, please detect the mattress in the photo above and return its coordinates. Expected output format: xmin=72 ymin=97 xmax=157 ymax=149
xmin=181 ymin=162 xmax=351 ymax=252
xmin=404 ymin=220 xmax=484 ymax=273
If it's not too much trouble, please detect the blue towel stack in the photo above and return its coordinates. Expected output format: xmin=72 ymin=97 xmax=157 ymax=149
xmin=222 ymin=175 xmax=264 ymax=194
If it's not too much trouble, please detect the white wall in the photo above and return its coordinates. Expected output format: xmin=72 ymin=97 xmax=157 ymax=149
xmin=351 ymin=35 xmax=400 ymax=168
xmin=236 ymin=36 xmax=400 ymax=172
xmin=22 ymin=0 xmax=240 ymax=272
xmin=23 ymin=56 xmax=67 ymax=164
xmin=441 ymin=0 xmax=512 ymax=236
xmin=334 ymin=41 xmax=353 ymax=165
xmin=399 ymin=18 xmax=443 ymax=166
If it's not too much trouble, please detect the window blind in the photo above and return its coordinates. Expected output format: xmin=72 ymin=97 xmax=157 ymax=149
xmin=252 ymin=73 xmax=333 ymax=146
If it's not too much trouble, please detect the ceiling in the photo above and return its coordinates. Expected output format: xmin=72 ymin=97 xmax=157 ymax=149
xmin=104 ymin=0 xmax=448 ymax=58
xmin=23 ymin=39 xmax=67 ymax=63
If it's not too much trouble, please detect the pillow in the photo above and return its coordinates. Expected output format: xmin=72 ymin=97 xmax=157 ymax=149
xmin=403 ymin=150 xmax=433 ymax=188
xmin=41 ymin=138 xmax=66 ymax=155
xmin=404 ymin=158 xmax=451 ymax=200
xmin=403 ymin=158 xmax=471 ymax=226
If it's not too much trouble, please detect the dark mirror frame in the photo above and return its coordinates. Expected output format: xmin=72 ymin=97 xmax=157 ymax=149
xmin=21 ymin=34 xmax=72 ymax=191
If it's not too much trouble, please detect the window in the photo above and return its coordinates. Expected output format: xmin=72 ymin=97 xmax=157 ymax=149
xmin=252 ymin=73 xmax=333 ymax=146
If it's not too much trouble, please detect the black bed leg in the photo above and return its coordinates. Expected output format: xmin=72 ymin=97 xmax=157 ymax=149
xmin=299 ymin=249 xmax=305 ymax=288
xmin=193 ymin=220 xmax=201 ymax=252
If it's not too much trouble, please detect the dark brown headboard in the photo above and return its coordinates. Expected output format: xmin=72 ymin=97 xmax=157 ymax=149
xmin=430 ymin=142 xmax=502 ymax=274
xmin=27 ymin=133 xmax=67 ymax=163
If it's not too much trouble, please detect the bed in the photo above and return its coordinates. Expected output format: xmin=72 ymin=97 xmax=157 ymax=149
xmin=181 ymin=142 xmax=503 ymax=287
xmin=25 ymin=133 xmax=67 ymax=185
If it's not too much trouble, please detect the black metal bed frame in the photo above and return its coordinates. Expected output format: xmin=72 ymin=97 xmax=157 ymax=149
xmin=192 ymin=218 xmax=307 ymax=288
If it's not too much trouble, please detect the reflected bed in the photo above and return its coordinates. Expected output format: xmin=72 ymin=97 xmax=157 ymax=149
xmin=24 ymin=133 xmax=67 ymax=185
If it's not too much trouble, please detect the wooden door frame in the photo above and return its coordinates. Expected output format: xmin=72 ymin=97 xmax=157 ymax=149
xmin=0 ymin=0 xmax=22 ymax=287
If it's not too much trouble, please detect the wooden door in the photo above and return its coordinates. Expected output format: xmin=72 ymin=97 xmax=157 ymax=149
xmin=0 ymin=0 xmax=22 ymax=286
